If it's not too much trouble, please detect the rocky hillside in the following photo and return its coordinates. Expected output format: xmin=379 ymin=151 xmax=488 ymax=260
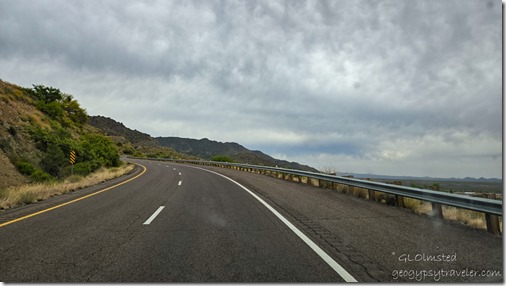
xmin=0 ymin=82 xmax=37 ymax=188
xmin=0 ymin=80 xmax=121 ymax=190
xmin=89 ymin=115 xmax=156 ymax=146
xmin=88 ymin=116 xmax=197 ymax=160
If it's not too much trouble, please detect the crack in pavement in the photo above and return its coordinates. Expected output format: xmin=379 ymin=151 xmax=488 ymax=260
xmin=250 ymin=190 xmax=391 ymax=282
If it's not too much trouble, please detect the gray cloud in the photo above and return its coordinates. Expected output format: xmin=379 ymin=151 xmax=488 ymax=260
xmin=0 ymin=0 xmax=501 ymax=178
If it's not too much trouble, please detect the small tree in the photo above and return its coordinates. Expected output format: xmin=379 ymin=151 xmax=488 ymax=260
xmin=30 ymin=85 xmax=63 ymax=103
xmin=41 ymin=145 xmax=67 ymax=177
xmin=62 ymin=98 xmax=88 ymax=125
xmin=79 ymin=134 xmax=120 ymax=170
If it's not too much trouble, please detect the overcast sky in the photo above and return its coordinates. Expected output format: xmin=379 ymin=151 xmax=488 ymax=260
xmin=0 ymin=0 xmax=502 ymax=178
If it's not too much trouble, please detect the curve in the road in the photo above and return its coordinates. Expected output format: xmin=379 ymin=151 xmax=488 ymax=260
xmin=189 ymin=165 xmax=357 ymax=282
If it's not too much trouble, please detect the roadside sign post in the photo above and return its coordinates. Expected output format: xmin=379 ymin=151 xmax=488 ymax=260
xmin=70 ymin=150 xmax=76 ymax=176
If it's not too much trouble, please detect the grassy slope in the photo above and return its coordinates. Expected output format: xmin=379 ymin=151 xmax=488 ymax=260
xmin=0 ymin=164 xmax=135 ymax=210
xmin=0 ymin=80 xmax=48 ymax=188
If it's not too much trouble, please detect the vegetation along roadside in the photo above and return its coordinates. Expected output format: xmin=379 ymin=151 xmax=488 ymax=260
xmin=0 ymin=164 xmax=135 ymax=210
xmin=0 ymin=80 xmax=131 ymax=210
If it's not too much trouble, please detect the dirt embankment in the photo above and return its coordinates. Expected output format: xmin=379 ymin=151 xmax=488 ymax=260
xmin=0 ymin=81 xmax=46 ymax=189
xmin=0 ymin=149 xmax=27 ymax=189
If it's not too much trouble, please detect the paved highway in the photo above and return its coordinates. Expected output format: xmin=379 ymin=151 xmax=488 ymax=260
xmin=0 ymin=159 xmax=502 ymax=282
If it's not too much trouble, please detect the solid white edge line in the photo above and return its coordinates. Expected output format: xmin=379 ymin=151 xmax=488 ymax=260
xmin=143 ymin=206 xmax=165 ymax=225
xmin=189 ymin=166 xmax=358 ymax=283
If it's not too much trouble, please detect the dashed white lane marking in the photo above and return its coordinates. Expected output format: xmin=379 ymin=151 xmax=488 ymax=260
xmin=178 ymin=181 xmax=182 ymax=186
xmin=173 ymin=168 xmax=177 ymax=171
xmin=188 ymin=166 xmax=358 ymax=283
xmin=178 ymin=172 xmax=182 ymax=176
xmin=143 ymin=206 xmax=165 ymax=225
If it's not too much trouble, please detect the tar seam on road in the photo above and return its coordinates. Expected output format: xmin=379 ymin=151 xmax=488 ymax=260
xmin=188 ymin=165 xmax=358 ymax=283
xmin=143 ymin=206 xmax=165 ymax=225
xmin=0 ymin=164 xmax=148 ymax=229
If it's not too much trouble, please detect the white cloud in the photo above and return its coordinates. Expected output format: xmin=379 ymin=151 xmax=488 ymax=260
xmin=0 ymin=0 xmax=501 ymax=178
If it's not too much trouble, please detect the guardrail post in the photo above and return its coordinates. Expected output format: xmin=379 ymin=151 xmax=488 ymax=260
xmin=395 ymin=195 xmax=405 ymax=208
xmin=368 ymin=189 xmax=376 ymax=201
xmin=431 ymin=203 xmax=443 ymax=219
xmin=309 ymin=178 xmax=320 ymax=187
xmin=485 ymin=214 xmax=501 ymax=235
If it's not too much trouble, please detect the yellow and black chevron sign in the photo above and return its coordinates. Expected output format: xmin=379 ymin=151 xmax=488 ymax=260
xmin=69 ymin=150 xmax=76 ymax=165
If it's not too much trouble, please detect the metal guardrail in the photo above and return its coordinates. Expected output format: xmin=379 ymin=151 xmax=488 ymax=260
xmin=135 ymin=157 xmax=503 ymax=234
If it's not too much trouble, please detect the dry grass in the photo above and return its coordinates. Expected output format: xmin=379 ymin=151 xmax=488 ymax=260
xmin=403 ymin=197 xmax=489 ymax=230
xmin=403 ymin=197 xmax=432 ymax=214
xmin=339 ymin=189 xmax=494 ymax=232
xmin=443 ymin=207 xmax=486 ymax=230
xmin=0 ymin=163 xmax=135 ymax=210
xmin=351 ymin=187 xmax=369 ymax=199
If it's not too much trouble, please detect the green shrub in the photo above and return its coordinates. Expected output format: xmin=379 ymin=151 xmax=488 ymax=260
xmin=72 ymin=162 xmax=92 ymax=176
xmin=62 ymin=98 xmax=88 ymax=125
xmin=36 ymin=101 xmax=63 ymax=120
xmin=16 ymin=160 xmax=53 ymax=182
xmin=41 ymin=145 xmax=67 ymax=177
xmin=211 ymin=155 xmax=234 ymax=163
xmin=132 ymin=150 xmax=145 ymax=157
xmin=79 ymin=134 xmax=120 ymax=169
xmin=30 ymin=169 xmax=52 ymax=182
xmin=16 ymin=161 xmax=35 ymax=176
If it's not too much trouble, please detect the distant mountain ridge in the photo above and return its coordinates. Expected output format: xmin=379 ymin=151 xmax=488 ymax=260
xmin=339 ymin=172 xmax=502 ymax=182
xmin=156 ymin=137 xmax=319 ymax=172
xmin=88 ymin=116 xmax=318 ymax=172
xmin=156 ymin=137 xmax=247 ymax=159
xmin=88 ymin=115 xmax=156 ymax=146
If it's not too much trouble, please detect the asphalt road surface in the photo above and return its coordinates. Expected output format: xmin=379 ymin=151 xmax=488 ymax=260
xmin=0 ymin=159 xmax=502 ymax=282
